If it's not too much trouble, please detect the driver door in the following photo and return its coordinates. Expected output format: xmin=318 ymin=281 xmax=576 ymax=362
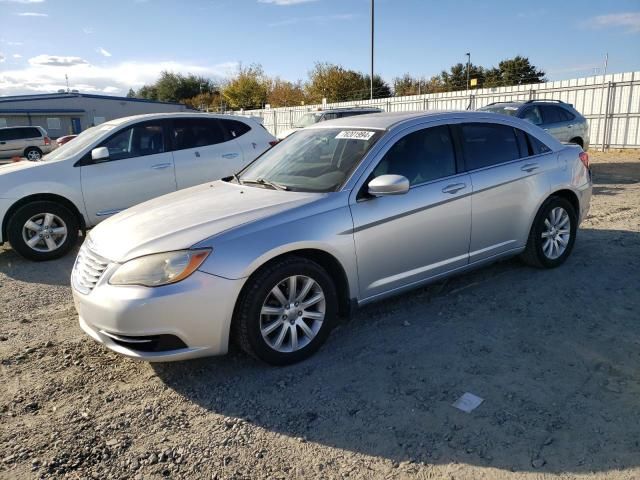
xmin=80 ymin=120 xmax=177 ymax=226
xmin=349 ymin=124 xmax=472 ymax=300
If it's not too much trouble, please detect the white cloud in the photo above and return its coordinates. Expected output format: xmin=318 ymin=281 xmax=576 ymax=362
xmin=13 ymin=54 xmax=22 ymax=58
xmin=16 ymin=12 xmax=48 ymax=16
xmin=4 ymin=41 xmax=24 ymax=46
xmin=258 ymin=0 xmax=317 ymax=5
xmin=0 ymin=53 xmax=5 ymax=63
xmin=0 ymin=0 xmax=45 ymax=3
xmin=0 ymin=59 xmax=239 ymax=96
xmin=586 ymin=12 xmax=640 ymax=33
xmin=268 ymin=13 xmax=356 ymax=27
xmin=97 ymin=47 xmax=112 ymax=57
xmin=82 ymin=27 xmax=93 ymax=34
xmin=29 ymin=54 xmax=89 ymax=66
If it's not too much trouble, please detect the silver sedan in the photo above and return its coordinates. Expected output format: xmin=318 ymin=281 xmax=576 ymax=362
xmin=71 ymin=111 xmax=592 ymax=365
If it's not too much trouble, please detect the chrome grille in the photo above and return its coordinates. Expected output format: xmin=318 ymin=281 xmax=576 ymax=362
xmin=72 ymin=245 xmax=110 ymax=294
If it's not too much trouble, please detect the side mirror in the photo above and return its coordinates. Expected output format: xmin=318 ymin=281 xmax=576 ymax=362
xmin=91 ymin=146 xmax=109 ymax=162
xmin=368 ymin=174 xmax=410 ymax=197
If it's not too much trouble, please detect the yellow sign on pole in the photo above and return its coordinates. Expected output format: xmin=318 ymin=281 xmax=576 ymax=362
xmin=470 ymin=78 xmax=478 ymax=87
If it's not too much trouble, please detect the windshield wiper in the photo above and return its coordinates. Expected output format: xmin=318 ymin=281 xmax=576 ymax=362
xmin=232 ymin=173 xmax=243 ymax=185
xmin=243 ymin=178 xmax=288 ymax=191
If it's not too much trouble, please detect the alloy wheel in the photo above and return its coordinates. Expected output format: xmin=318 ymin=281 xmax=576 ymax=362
xmin=21 ymin=213 xmax=68 ymax=253
xmin=259 ymin=275 xmax=326 ymax=353
xmin=541 ymin=207 xmax=570 ymax=260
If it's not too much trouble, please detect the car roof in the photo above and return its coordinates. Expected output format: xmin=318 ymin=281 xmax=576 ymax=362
xmin=104 ymin=112 xmax=257 ymax=127
xmin=321 ymin=107 xmax=382 ymax=113
xmin=306 ymin=110 xmax=494 ymax=131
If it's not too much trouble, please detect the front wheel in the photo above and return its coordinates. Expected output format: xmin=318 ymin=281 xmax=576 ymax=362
xmin=521 ymin=196 xmax=577 ymax=268
xmin=7 ymin=201 xmax=79 ymax=261
xmin=234 ymin=256 xmax=338 ymax=365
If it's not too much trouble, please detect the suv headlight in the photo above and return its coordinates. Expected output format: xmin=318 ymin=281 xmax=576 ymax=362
xmin=109 ymin=249 xmax=211 ymax=287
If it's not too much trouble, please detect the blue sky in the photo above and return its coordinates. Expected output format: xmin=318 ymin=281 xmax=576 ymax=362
xmin=1 ymin=0 xmax=639 ymax=96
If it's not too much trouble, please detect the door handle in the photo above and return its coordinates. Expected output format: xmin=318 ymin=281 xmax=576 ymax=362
xmin=0 ymin=141 xmax=5 ymax=145
xmin=222 ymin=152 xmax=239 ymax=159
xmin=151 ymin=162 xmax=171 ymax=170
xmin=521 ymin=163 xmax=539 ymax=173
xmin=441 ymin=183 xmax=467 ymax=194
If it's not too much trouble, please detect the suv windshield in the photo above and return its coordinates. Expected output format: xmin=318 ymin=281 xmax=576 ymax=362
xmin=239 ymin=128 xmax=382 ymax=192
xmin=43 ymin=124 xmax=115 ymax=161
xmin=293 ymin=113 xmax=323 ymax=128
xmin=479 ymin=105 xmax=521 ymax=116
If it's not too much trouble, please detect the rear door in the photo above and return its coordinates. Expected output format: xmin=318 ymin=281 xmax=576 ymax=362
xmin=539 ymin=105 xmax=572 ymax=142
xmin=170 ymin=117 xmax=245 ymax=189
xmin=80 ymin=120 xmax=177 ymax=225
xmin=219 ymin=118 xmax=272 ymax=165
xmin=460 ymin=122 xmax=555 ymax=262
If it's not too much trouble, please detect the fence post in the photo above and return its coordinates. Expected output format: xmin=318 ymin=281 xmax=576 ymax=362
xmin=423 ymin=97 xmax=428 ymax=111
xmin=528 ymin=88 xmax=535 ymax=101
xmin=289 ymin=109 xmax=293 ymax=128
xmin=273 ymin=110 xmax=278 ymax=137
xmin=601 ymin=81 xmax=612 ymax=152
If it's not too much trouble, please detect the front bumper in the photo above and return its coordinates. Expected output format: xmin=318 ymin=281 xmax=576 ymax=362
xmin=73 ymin=270 xmax=245 ymax=361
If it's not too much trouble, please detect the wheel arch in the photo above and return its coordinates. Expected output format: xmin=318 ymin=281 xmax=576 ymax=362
xmin=2 ymin=193 xmax=86 ymax=241
xmin=569 ymin=137 xmax=584 ymax=148
xmin=235 ymin=248 xmax=353 ymax=319
xmin=549 ymin=188 xmax=580 ymax=216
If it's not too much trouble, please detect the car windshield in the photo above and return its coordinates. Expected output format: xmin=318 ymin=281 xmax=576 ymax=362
xmin=479 ymin=105 xmax=521 ymax=116
xmin=43 ymin=124 xmax=116 ymax=162
xmin=293 ymin=112 xmax=323 ymax=128
xmin=238 ymin=128 xmax=383 ymax=192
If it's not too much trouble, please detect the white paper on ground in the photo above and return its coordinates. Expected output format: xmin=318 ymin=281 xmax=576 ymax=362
xmin=452 ymin=392 xmax=484 ymax=413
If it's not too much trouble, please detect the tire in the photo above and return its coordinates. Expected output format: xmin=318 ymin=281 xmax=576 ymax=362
xmin=24 ymin=147 xmax=43 ymax=161
xmin=7 ymin=201 xmax=79 ymax=261
xmin=234 ymin=256 xmax=338 ymax=365
xmin=521 ymin=196 xmax=577 ymax=269
xmin=569 ymin=137 xmax=583 ymax=149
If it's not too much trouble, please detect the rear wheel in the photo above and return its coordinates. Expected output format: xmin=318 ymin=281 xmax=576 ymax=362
xmin=521 ymin=196 xmax=577 ymax=268
xmin=24 ymin=147 xmax=43 ymax=161
xmin=7 ymin=201 xmax=79 ymax=261
xmin=234 ymin=256 xmax=338 ymax=365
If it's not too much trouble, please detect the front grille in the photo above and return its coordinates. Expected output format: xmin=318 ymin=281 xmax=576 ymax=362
xmin=72 ymin=245 xmax=109 ymax=294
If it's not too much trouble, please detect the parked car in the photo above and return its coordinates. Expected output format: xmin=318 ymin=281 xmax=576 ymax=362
xmin=276 ymin=107 xmax=383 ymax=140
xmin=72 ymin=111 xmax=592 ymax=365
xmin=56 ymin=134 xmax=78 ymax=147
xmin=0 ymin=125 xmax=55 ymax=161
xmin=477 ymin=99 xmax=590 ymax=150
xmin=0 ymin=113 xmax=277 ymax=261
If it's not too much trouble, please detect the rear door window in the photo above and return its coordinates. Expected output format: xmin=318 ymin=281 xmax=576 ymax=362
xmin=171 ymin=118 xmax=226 ymax=150
xmin=460 ymin=123 xmax=521 ymax=170
xmin=220 ymin=119 xmax=250 ymax=139
xmin=373 ymin=125 xmax=457 ymax=186
xmin=540 ymin=106 xmax=566 ymax=124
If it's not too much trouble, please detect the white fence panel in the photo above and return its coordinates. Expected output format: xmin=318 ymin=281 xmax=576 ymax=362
xmin=238 ymin=71 xmax=640 ymax=149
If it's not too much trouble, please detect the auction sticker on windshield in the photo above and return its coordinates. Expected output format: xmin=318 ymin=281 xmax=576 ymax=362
xmin=335 ymin=130 xmax=376 ymax=140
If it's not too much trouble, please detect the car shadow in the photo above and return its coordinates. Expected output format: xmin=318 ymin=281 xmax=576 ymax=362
xmin=591 ymin=161 xmax=640 ymax=185
xmin=0 ymin=241 xmax=80 ymax=286
xmin=152 ymin=228 xmax=640 ymax=474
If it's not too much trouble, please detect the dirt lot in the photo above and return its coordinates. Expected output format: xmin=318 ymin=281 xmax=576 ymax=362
xmin=1 ymin=150 xmax=639 ymax=480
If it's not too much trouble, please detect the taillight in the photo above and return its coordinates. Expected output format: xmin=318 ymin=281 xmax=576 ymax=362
xmin=269 ymin=140 xmax=279 ymax=147
xmin=579 ymin=152 xmax=589 ymax=169
xmin=44 ymin=136 xmax=51 ymax=145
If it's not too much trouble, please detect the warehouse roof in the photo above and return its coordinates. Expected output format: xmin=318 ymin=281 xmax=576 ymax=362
xmin=0 ymin=92 xmax=185 ymax=106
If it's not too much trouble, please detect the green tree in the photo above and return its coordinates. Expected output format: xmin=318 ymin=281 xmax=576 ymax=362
xmin=222 ymin=64 xmax=269 ymax=109
xmin=305 ymin=62 xmax=390 ymax=103
xmin=126 ymin=88 xmax=136 ymax=98
xmin=136 ymin=84 xmax=158 ymax=100
xmin=497 ymin=56 xmax=546 ymax=86
xmin=439 ymin=63 xmax=485 ymax=91
xmin=135 ymin=71 xmax=217 ymax=103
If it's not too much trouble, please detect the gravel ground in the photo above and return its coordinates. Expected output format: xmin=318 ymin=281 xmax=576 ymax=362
xmin=1 ymin=150 xmax=639 ymax=480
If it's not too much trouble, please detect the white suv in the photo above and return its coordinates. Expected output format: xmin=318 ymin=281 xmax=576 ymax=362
xmin=0 ymin=113 xmax=277 ymax=260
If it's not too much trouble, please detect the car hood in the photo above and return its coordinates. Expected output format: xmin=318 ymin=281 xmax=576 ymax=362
xmin=88 ymin=181 xmax=320 ymax=263
xmin=0 ymin=159 xmax=41 ymax=175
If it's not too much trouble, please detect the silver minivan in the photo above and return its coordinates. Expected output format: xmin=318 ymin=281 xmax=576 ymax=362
xmin=72 ymin=111 xmax=592 ymax=365
xmin=0 ymin=126 xmax=56 ymax=161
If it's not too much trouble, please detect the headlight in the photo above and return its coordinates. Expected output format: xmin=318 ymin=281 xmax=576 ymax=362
xmin=109 ymin=249 xmax=211 ymax=287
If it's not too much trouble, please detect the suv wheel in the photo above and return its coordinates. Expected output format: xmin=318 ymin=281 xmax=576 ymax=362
xmin=234 ymin=256 xmax=338 ymax=365
xmin=24 ymin=147 xmax=43 ymax=161
xmin=521 ymin=196 xmax=577 ymax=268
xmin=7 ymin=201 xmax=79 ymax=261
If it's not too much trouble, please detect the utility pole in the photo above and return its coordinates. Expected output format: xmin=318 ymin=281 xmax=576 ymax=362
xmin=603 ymin=52 xmax=609 ymax=77
xmin=370 ymin=0 xmax=374 ymax=100
xmin=65 ymin=74 xmax=70 ymax=93
xmin=465 ymin=52 xmax=471 ymax=90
